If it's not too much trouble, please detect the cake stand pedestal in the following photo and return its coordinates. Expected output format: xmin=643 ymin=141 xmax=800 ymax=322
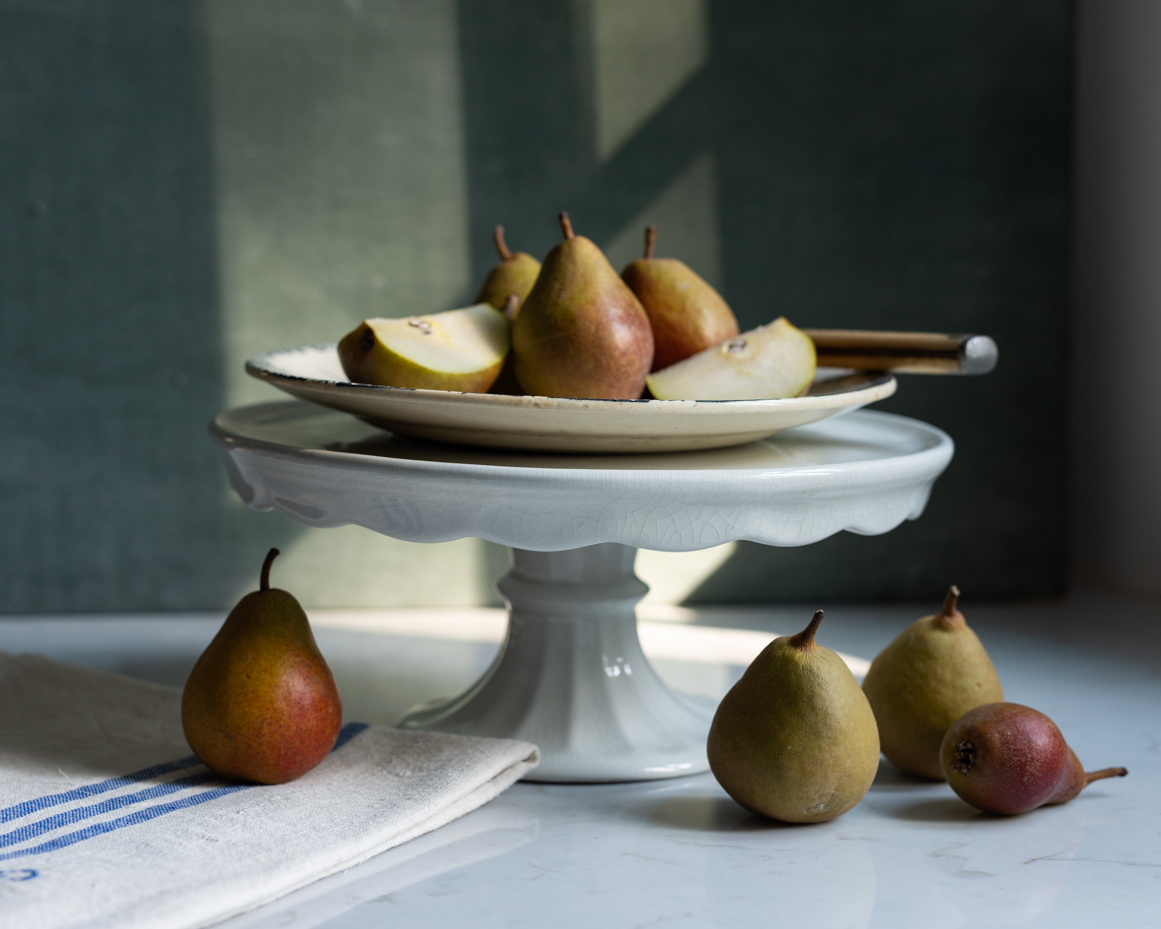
xmin=211 ymin=402 xmax=953 ymax=782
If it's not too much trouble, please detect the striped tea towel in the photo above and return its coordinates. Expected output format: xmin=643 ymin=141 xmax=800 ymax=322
xmin=0 ymin=652 xmax=539 ymax=929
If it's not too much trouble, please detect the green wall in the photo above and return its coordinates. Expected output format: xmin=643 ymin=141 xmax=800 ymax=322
xmin=0 ymin=0 xmax=1072 ymax=611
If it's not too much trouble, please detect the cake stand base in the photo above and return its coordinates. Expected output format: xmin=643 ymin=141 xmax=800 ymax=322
xmin=398 ymin=544 xmax=712 ymax=783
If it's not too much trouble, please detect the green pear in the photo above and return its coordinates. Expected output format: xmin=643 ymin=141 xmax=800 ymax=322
xmin=338 ymin=303 xmax=510 ymax=393
xmin=474 ymin=225 xmax=542 ymax=317
xmin=621 ymin=225 xmax=739 ymax=371
xmin=862 ymin=586 xmax=1003 ymax=780
xmin=707 ymin=611 xmax=880 ymax=823
xmin=646 ymin=317 xmax=816 ymax=400
xmin=182 ymin=549 xmax=342 ymax=785
xmin=512 ymin=212 xmax=654 ymax=399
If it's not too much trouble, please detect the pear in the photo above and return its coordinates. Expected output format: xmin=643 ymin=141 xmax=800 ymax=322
xmin=941 ymin=703 xmax=1127 ymax=814
xmin=474 ymin=225 xmax=542 ymax=317
xmin=182 ymin=549 xmax=342 ymax=785
xmin=338 ymin=303 xmax=510 ymax=393
xmin=621 ymin=225 xmax=739 ymax=371
xmin=512 ymin=212 xmax=654 ymax=399
xmin=862 ymin=586 xmax=1003 ymax=780
xmin=645 ymin=317 xmax=816 ymax=401
xmin=486 ymin=294 xmax=526 ymax=395
xmin=707 ymin=611 xmax=880 ymax=823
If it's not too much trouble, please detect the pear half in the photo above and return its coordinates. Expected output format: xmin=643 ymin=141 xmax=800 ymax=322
xmin=646 ymin=317 xmax=816 ymax=401
xmin=338 ymin=303 xmax=509 ymax=393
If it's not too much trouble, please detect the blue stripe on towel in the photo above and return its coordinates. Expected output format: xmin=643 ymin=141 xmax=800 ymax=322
xmin=0 ymin=756 xmax=201 ymax=824
xmin=0 ymin=722 xmax=370 ymax=861
xmin=0 ymin=771 xmax=218 ymax=848
xmin=0 ymin=785 xmax=252 ymax=861
xmin=333 ymin=721 xmax=369 ymax=750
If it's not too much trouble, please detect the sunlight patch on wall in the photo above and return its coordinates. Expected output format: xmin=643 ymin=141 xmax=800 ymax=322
xmin=203 ymin=1 xmax=503 ymax=609
xmin=243 ymin=526 xmax=498 ymax=609
xmin=202 ymin=0 xmax=472 ymax=408
xmin=603 ymin=153 xmax=722 ymax=289
xmin=636 ymin=543 xmax=736 ymax=604
xmin=586 ymin=0 xmax=709 ymax=161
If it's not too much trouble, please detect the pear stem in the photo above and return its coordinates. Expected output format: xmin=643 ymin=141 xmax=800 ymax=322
xmin=942 ymin=585 xmax=960 ymax=615
xmin=644 ymin=225 xmax=657 ymax=259
xmin=789 ymin=610 xmax=825 ymax=649
xmin=260 ymin=548 xmax=280 ymax=592
xmin=1085 ymin=767 xmax=1128 ymax=785
xmin=493 ymin=225 xmax=514 ymax=262
xmin=559 ymin=211 xmax=574 ymax=240
xmin=502 ymin=292 xmax=520 ymax=320
xmin=936 ymin=584 xmax=963 ymax=630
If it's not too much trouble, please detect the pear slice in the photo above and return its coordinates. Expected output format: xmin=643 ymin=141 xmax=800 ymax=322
xmin=338 ymin=303 xmax=509 ymax=393
xmin=646 ymin=317 xmax=816 ymax=401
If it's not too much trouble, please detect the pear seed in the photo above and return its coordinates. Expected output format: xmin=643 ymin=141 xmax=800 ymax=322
xmin=725 ymin=338 xmax=747 ymax=354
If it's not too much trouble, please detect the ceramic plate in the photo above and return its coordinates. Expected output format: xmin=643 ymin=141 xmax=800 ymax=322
xmin=246 ymin=344 xmax=897 ymax=453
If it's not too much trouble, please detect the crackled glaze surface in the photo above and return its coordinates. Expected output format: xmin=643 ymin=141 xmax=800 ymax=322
xmin=210 ymin=402 xmax=953 ymax=552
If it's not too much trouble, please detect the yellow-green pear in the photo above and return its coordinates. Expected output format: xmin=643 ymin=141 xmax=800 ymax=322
xmin=707 ymin=610 xmax=880 ymax=823
xmin=646 ymin=317 xmax=816 ymax=401
xmin=474 ymin=225 xmax=541 ymax=317
xmin=862 ymin=586 xmax=1003 ymax=780
xmin=338 ymin=303 xmax=509 ymax=393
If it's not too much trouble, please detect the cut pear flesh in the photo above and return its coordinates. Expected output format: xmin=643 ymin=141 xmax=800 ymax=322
xmin=646 ymin=317 xmax=817 ymax=401
xmin=338 ymin=303 xmax=509 ymax=392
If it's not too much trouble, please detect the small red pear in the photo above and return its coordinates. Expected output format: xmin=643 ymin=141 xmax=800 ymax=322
xmin=940 ymin=703 xmax=1126 ymax=815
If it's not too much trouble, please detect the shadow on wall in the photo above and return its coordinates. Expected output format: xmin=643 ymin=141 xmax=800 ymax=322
xmin=0 ymin=0 xmax=299 ymax=612
xmin=0 ymin=0 xmax=1072 ymax=612
xmin=456 ymin=0 xmax=1072 ymax=601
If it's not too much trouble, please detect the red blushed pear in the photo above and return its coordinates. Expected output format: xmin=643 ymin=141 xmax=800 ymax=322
xmin=622 ymin=225 xmax=739 ymax=371
xmin=940 ymin=703 xmax=1127 ymax=815
xmin=182 ymin=549 xmax=342 ymax=785
xmin=512 ymin=212 xmax=654 ymax=399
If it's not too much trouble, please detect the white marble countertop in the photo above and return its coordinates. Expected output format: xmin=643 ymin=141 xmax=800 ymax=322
xmin=2 ymin=595 xmax=1158 ymax=928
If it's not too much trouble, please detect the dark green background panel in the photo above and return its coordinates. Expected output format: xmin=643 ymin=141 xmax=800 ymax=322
xmin=0 ymin=0 xmax=1072 ymax=610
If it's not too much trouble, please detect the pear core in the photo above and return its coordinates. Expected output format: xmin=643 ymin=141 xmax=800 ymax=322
xmin=338 ymin=303 xmax=510 ymax=393
xmin=646 ymin=317 xmax=816 ymax=401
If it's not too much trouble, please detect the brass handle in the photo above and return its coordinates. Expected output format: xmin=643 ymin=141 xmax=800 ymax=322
xmin=802 ymin=329 xmax=998 ymax=375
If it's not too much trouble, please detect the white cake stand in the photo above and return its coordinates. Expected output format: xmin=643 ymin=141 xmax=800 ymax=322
xmin=211 ymin=401 xmax=953 ymax=782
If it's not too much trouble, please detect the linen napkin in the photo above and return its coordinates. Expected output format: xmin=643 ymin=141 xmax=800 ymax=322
xmin=0 ymin=651 xmax=539 ymax=929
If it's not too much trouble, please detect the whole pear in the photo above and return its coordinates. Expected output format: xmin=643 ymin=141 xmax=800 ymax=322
xmin=474 ymin=225 xmax=542 ymax=317
xmin=941 ymin=703 xmax=1127 ymax=814
xmin=512 ymin=212 xmax=653 ymax=399
xmin=707 ymin=611 xmax=880 ymax=823
xmin=621 ymin=226 xmax=739 ymax=371
xmin=182 ymin=549 xmax=342 ymax=784
xmin=862 ymin=586 xmax=1002 ymax=779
